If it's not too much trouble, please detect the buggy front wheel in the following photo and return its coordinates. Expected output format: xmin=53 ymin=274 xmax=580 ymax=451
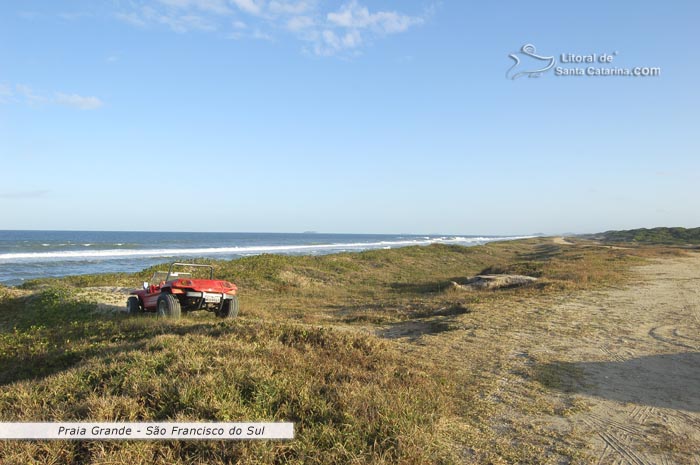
xmin=217 ymin=296 xmax=239 ymax=319
xmin=157 ymin=294 xmax=182 ymax=319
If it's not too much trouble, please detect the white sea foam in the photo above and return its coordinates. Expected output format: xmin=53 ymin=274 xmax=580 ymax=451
xmin=0 ymin=236 xmax=534 ymax=262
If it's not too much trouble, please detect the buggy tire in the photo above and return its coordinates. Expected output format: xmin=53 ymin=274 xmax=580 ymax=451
xmin=217 ymin=296 xmax=239 ymax=319
xmin=157 ymin=294 xmax=181 ymax=319
xmin=127 ymin=296 xmax=141 ymax=315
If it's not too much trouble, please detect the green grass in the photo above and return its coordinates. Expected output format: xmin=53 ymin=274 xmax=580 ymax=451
xmin=0 ymin=238 xmax=690 ymax=464
xmin=589 ymin=226 xmax=700 ymax=245
xmin=0 ymin=314 xmax=455 ymax=464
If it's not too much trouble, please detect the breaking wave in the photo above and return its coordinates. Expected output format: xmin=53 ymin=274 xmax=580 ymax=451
xmin=0 ymin=236 xmax=533 ymax=263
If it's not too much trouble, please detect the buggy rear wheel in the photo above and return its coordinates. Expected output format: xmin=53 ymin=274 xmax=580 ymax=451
xmin=127 ymin=296 xmax=141 ymax=315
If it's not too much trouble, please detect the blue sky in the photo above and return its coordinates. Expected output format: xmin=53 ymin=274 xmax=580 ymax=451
xmin=1 ymin=1 xmax=698 ymax=234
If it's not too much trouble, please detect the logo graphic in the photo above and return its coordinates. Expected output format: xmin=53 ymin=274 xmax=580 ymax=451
xmin=506 ymin=44 xmax=555 ymax=80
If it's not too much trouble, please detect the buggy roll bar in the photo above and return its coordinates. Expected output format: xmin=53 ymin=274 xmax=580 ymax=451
xmin=166 ymin=262 xmax=215 ymax=281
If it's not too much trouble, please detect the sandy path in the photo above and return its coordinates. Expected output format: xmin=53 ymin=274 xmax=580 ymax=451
xmin=552 ymin=236 xmax=575 ymax=245
xmin=531 ymin=254 xmax=700 ymax=464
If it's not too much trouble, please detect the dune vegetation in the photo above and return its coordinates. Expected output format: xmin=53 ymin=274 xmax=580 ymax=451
xmin=591 ymin=226 xmax=700 ymax=245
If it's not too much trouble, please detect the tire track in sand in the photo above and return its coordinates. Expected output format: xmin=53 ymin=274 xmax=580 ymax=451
xmin=539 ymin=254 xmax=700 ymax=464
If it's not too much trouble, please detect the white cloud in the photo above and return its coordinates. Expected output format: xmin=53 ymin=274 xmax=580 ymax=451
xmin=228 ymin=20 xmax=275 ymax=41
xmin=116 ymin=0 xmax=429 ymax=56
xmin=286 ymin=15 xmax=314 ymax=32
xmin=268 ymin=1 xmax=316 ymax=16
xmin=342 ymin=29 xmax=362 ymax=48
xmin=15 ymin=84 xmax=47 ymax=104
xmin=322 ymin=30 xmax=341 ymax=50
xmin=18 ymin=11 xmax=39 ymax=20
xmin=2 ymin=82 xmax=104 ymax=110
xmin=251 ymin=29 xmax=274 ymax=41
xmin=230 ymin=0 xmax=263 ymax=16
xmin=157 ymin=0 xmax=231 ymax=15
xmin=145 ymin=6 xmax=217 ymax=32
xmin=55 ymin=93 xmax=104 ymax=110
xmin=162 ymin=13 xmax=216 ymax=32
xmin=116 ymin=5 xmax=216 ymax=32
xmin=115 ymin=11 xmax=148 ymax=27
xmin=312 ymin=28 xmax=364 ymax=56
xmin=0 ymin=83 xmax=13 ymax=103
xmin=310 ymin=1 xmax=424 ymax=55
xmin=308 ymin=2 xmax=422 ymax=55
xmin=327 ymin=1 xmax=423 ymax=34
xmin=59 ymin=12 xmax=92 ymax=21
xmin=155 ymin=0 xmax=269 ymax=17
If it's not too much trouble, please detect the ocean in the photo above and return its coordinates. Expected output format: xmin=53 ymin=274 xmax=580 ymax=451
xmin=0 ymin=230 xmax=532 ymax=286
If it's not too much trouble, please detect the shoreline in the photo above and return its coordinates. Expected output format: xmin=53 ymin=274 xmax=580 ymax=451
xmin=0 ymin=233 xmax=535 ymax=287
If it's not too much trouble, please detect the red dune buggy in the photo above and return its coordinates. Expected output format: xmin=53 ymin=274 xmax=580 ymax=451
xmin=127 ymin=262 xmax=238 ymax=319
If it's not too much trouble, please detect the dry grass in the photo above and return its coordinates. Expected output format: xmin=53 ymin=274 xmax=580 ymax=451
xmin=0 ymin=316 xmax=457 ymax=464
